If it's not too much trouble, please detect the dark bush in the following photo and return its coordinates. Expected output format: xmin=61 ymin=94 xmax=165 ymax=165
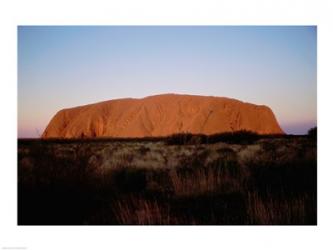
xmin=249 ymin=159 xmax=317 ymax=198
xmin=106 ymin=168 xmax=147 ymax=193
xmin=165 ymin=133 xmax=207 ymax=145
xmin=207 ymin=130 xmax=259 ymax=144
xmin=308 ymin=127 xmax=317 ymax=139
xmin=137 ymin=146 xmax=150 ymax=155
xmin=165 ymin=131 xmax=259 ymax=145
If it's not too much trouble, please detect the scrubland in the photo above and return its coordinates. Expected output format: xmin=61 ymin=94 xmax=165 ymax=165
xmin=18 ymin=132 xmax=317 ymax=225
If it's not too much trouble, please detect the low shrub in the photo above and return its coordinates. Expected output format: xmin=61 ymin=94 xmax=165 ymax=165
xmin=207 ymin=130 xmax=260 ymax=144
xmin=308 ymin=127 xmax=317 ymax=140
xmin=165 ymin=130 xmax=259 ymax=145
xmin=165 ymin=133 xmax=207 ymax=145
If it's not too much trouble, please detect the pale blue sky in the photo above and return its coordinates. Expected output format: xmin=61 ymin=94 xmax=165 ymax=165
xmin=18 ymin=26 xmax=316 ymax=137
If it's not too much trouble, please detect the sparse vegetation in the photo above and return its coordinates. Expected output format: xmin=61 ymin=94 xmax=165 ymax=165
xmin=18 ymin=133 xmax=316 ymax=225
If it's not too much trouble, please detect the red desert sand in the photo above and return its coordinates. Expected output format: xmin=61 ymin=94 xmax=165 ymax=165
xmin=42 ymin=93 xmax=284 ymax=138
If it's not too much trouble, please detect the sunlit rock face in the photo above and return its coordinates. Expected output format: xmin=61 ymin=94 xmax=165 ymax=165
xmin=42 ymin=93 xmax=284 ymax=138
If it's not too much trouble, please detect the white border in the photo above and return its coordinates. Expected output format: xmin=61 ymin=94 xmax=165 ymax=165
xmin=1 ymin=0 xmax=333 ymax=250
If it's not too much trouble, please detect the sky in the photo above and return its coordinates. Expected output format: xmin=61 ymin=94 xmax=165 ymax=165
xmin=18 ymin=26 xmax=317 ymax=137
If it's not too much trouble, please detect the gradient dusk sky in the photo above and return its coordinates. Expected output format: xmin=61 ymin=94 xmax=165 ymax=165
xmin=18 ymin=26 xmax=317 ymax=138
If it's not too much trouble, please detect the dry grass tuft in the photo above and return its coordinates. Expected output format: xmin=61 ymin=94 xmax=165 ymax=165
xmin=246 ymin=192 xmax=313 ymax=224
xmin=113 ymin=196 xmax=172 ymax=225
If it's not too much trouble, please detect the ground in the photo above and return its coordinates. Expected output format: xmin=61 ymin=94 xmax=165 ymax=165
xmin=18 ymin=134 xmax=317 ymax=225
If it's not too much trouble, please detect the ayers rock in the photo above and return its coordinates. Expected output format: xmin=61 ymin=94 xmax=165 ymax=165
xmin=42 ymin=94 xmax=284 ymax=138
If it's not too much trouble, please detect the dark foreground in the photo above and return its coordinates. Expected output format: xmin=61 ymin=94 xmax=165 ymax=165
xmin=18 ymin=133 xmax=317 ymax=225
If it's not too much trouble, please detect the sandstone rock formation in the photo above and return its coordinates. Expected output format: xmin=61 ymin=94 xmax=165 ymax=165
xmin=42 ymin=94 xmax=284 ymax=138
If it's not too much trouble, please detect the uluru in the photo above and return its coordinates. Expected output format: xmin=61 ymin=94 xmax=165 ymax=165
xmin=42 ymin=94 xmax=284 ymax=138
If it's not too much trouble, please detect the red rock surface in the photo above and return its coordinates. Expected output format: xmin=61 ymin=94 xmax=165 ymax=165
xmin=42 ymin=94 xmax=284 ymax=138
